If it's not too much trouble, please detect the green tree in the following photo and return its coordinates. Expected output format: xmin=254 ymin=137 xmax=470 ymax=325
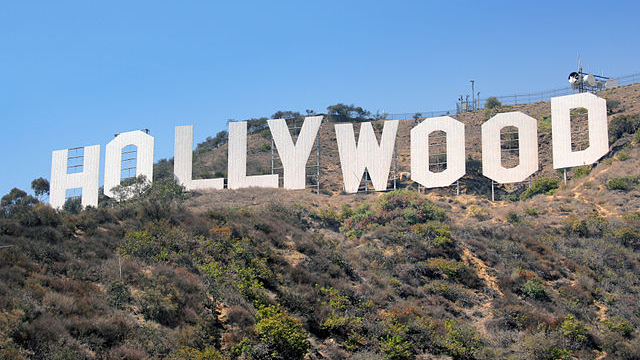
xmin=62 ymin=197 xmax=82 ymax=214
xmin=272 ymin=110 xmax=301 ymax=119
xmin=1 ymin=188 xmax=38 ymax=217
xmin=326 ymin=103 xmax=371 ymax=122
xmin=110 ymin=174 xmax=151 ymax=202
xmin=30 ymin=177 xmax=50 ymax=201
xmin=254 ymin=305 xmax=310 ymax=360
xmin=196 ymin=131 xmax=229 ymax=154
xmin=485 ymin=97 xmax=502 ymax=109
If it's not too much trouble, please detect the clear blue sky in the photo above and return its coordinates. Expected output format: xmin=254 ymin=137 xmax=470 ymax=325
xmin=1 ymin=0 xmax=639 ymax=197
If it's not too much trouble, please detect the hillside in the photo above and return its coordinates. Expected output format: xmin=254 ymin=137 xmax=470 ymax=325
xmin=2 ymin=84 xmax=640 ymax=359
xmin=165 ymin=83 xmax=640 ymax=198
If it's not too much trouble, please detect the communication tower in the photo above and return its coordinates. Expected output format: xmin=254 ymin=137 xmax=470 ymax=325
xmin=568 ymin=56 xmax=618 ymax=93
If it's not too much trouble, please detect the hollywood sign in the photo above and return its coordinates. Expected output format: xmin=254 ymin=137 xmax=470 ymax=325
xmin=49 ymin=93 xmax=608 ymax=208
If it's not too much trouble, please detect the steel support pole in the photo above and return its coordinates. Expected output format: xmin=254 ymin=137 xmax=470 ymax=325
xmin=393 ymin=141 xmax=397 ymax=190
xmin=316 ymin=126 xmax=320 ymax=195
xmin=491 ymin=180 xmax=495 ymax=201
xmin=365 ymin=171 xmax=368 ymax=194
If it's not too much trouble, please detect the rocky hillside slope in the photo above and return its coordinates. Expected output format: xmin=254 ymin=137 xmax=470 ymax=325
xmin=163 ymin=83 xmax=640 ymax=198
xmin=1 ymin=84 xmax=640 ymax=359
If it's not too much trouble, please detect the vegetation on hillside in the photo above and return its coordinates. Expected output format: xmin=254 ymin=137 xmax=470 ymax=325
xmin=2 ymin=180 xmax=640 ymax=359
xmin=5 ymin=85 xmax=640 ymax=359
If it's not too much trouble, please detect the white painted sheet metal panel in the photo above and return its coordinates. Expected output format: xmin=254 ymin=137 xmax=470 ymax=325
xmin=50 ymin=145 xmax=100 ymax=209
xmin=268 ymin=116 xmax=322 ymax=190
xmin=104 ymin=130 xmax=154 ymax=198
xmin=411 ymin=116 xmax=465 ymax=188
xmin=551 ymin=93 xmax=608 ymax=169
xmin=482 ymin=112 xmax=538 ymax=184
xmin=174 ymin=125 xmax=224 ymax=190
xmin=228 ymin=121 xmax=278 ymax=189
xmin=335 ymin=121 xmax=398 ymax=193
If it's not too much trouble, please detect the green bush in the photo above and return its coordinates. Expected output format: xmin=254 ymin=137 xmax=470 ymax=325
xmin=614 ymin=227 xmax=640 ymax=249
xmin=606 ymin=176 xmax=638 ymax=191
xmin=521 ymin=177 xmax=559 ymax=199
xmin=573 ymin=166 xmax=591 ymax=178
xmin=539 ymin=115 xmax=552 ymax=132
xmin=443 ymin=319 xmax=484 ymax=359
xmin=427 ymin=258 xmax=466 ymax=280
xmin=617 ymin=151 xmax=630 ymax=161
xmin=506 ymin=211 xmax=522 ymax=225
xmin=254 ymin=305 xmax=310 ymax=360
xmin=604 ymin=317 xmax=634 ymax=338
xmin=560 ymin=315 xmax=589 ymax=347
xmin=564 ymin=215 xmax=589 ymax=237
xmin=258 ymin=143 xmax=271 ymax=152
xmin=606 ymin=98 xmax=621 ymax=113
xmin=170 ymin=346 xmax=229 ymax=360
xmin=107 ymin=280 xmax=131 ymax=309
xmin=139 ymin=280 xmax=180 ymax=327
xmin=521 ymin=332 xmax=573 ymax=360
xmin=521 ymin=277 xmax=548 ymax=300
xmin=120 ymin=230 xmax=163 ymax=262
xmin=314 ymin=208 xmax=341 ymax=228
xmin=485 ymin=97 xmax=502 ymax=109
xmin=603 ymin=335 xmax=640 ymax=360
xmin=548 ymin=347 xmax=573 ymax=360
xmin=260 ymin=129 xmax=271 ymax=138
xmin=381 ymin=333 xmax=412 ymax=360
xmin=467 ymin=205 xmax=490 ymax=220
xmin=609 ymin=114 xmax=640 ymax=143
xmin=339 ymin=190 xmax=446 ymax=238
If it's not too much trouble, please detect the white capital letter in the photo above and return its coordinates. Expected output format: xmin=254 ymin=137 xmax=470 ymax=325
xmin=482 ymin=112 xmax=538 ymax=184
xmin=174 ymin=126 xmax=224 ymax=190
xmin=268 ymin=116 xmax=322 ymax=190
xmin=228 ymin=121 xmax=278 ymax=189
xmin=335 ymin=121 xmax=398 ymax=193
xmin=104 ymin=130 xmax=154 ymax=198
xmin=551 ymin=93 xmax=608 ymax=169
xmin=50 ymin=145 xmax=100 ymax=209
xmin=411 ymin=116 xmax=465 ymax=188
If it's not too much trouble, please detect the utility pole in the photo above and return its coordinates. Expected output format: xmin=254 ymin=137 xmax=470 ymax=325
xmin=471 ymin=80 xmax=475 ymax=111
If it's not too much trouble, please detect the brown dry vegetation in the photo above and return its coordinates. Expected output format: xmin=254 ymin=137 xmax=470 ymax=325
xmin=1 ymin=84 xmax=640 ymax=359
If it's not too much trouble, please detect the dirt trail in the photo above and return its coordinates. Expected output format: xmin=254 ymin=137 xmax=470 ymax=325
xmin=460 ymin=246 xmax=504 ymax=337
xmin=595 ymin=300 xmax=608 ymax=323
xmin=461 ymin=247 xmax=503 ymax=297
xmin=571 ymin=189 xmax=612 ymax=217
xmin=569 ymin=166 xmax=615 ymax=217
xmin=593 ymin=301 xmax=609 ymax=360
